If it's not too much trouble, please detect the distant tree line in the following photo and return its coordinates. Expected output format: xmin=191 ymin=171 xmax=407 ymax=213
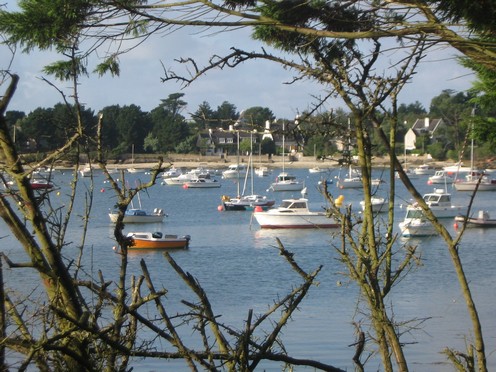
xmin=5 ymin=90 xmax=496 ymax=162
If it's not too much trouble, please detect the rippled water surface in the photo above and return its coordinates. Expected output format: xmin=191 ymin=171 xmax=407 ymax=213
xmin=3 ymin=167 xmax=495 ymax=371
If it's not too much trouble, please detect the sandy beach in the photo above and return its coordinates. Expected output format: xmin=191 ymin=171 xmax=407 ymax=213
xmin=100 ymin=153 xmax=454 ymax=172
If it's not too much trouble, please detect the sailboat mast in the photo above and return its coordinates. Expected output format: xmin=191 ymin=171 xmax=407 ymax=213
xmin=282 ymin=122 xmax=285 ymax=173
xmin=250 ymin=130 xmax=254 ymax=194
xmin=348 ymin=118 xmax=352 ymax=176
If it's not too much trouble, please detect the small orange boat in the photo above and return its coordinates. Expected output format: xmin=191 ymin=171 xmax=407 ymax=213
xmin=126 ymin=232 xmax=190 ymax=250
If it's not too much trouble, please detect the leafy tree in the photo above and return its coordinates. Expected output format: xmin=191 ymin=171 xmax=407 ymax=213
xmin=191 ymin=101 xmax=216 ymax=130
xmin=143 ymin=132 xmax=159 ymax=153
xmin=19 ymin=107 xmax=54 ymax=151
xmin=150 ymin=94 xmax=190 ymax=153
xmin=110 ymin=104 xmax=151 ymax=154
xmin=260 ymin=136 xmax=276 ymax=156
xmin=214 ymin=101 xmax=238 ymax=129
xmin=99 ymin=105 xmax=123 ymax=151
xmin=240 ymin=106 xmax=275 ymax=129
xmin=429 ymin=89 xmax=475 ymax=155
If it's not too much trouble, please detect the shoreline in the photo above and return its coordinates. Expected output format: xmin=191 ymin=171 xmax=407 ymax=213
xmin=81 ymin=155 xmax=460 ymax=172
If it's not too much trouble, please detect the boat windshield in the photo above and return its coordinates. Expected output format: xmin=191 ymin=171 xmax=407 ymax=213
xmin=280 ymin=200 xmax=307 ymax=209
xmin=405 ymin=209 xmax=425 ymax=219
xmin=424 ymin=194 xmax=450 ymax=203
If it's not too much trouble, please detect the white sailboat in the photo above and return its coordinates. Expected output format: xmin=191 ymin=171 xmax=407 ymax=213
xmin=269 ymin=121 xmax=304 ymax=192
xmin=337 ymin=119 xmax=363 ymax=189
xmin=221 ymin=132 xmax=275 ymax=210
xmin=454 ymin=116 xmax=496 ymax=191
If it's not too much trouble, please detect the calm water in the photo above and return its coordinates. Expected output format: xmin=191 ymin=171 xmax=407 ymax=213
xmin=2 ymin=167 xmax=495 ymax=371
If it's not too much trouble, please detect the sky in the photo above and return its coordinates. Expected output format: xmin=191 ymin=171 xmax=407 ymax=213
xmin=0 ymin=3 xmax=475 ymax=121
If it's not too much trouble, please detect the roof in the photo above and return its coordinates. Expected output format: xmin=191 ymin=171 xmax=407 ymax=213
xmin=411 ymin=118 xmax=443 ymax=134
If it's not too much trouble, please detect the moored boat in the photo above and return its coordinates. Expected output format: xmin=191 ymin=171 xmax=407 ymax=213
xmin=406 ymin=188 xmax=464 ymax=218
xmin=184 ymin=178 xmax=221 ymax=188
xmin=454 ymin=210 xmax=496 ymax=228
xmin=428 ymin=170 xmax=454 ymax=185
xmin=109 ymin=208 xmax=166 ymax=223
xmin=252 ymin=198 xmax=339 ymax=229
xmin=360 ymin=196 xmax=387 ymax=213
xmin=255 ymin=166 xmax=270 ymax=177
xmin=220 ymin=194 xmax=275 ymax=211
xmin=413 ymin=164 xmax=436 ymax=175
xmin=337 ymin=166 xmax=362 ymax=189
xmin=222 ymin=164 xmax=248 ymax=179
xmin=453 ymin=171 xmax=496 ymax=191
xmin=126 ymin=231 xmax=190 ymax=249
xmin=309 ymin=166 xmax=329 ymax=174
xmin=29 ymin=179 xmax=54 ymax=190
xmin=398 ymin=209 xmax=437 ymax=237
xmin=269 ymin=172 xmax=304 ymax=192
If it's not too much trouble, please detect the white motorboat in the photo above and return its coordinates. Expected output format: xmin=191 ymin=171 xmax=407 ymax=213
xmin=413 ymin=164 xmax=437 ymax=175
xmin=184 ymin=178 xmax=221 ymax=188
xmin=79 ymin=164 xmax=92 ymax=177
xmin=161 ymin=167 xmax=183 ymax=179
xmin=428 ymin=170 xmax=454 ymax=184
xmin=270 ymin=172 xmax=304 ymax=192
xmin=406 ymin=188 xmax=464 ymax=218
xmin=255 ymin=166 xmax=270 ymax=177
xmin=109 ymin=208 xmax=166 ymax=223
xmin=398 ymin=209 xmax=437 ymax=237
xmin=222 ymin=163 xmax=249 ymax=179
xmin=309 ymin=166 xmax=329 ymax=174
xmin=395 ymin=168 xmax=419 ymax=180
xmin=252 ymin=198 xmax=339 ymax=229
xmin=360 ymin=196 xmax=387 ymax=213
xmin=163 ymin=170 xmax=211 ymax=186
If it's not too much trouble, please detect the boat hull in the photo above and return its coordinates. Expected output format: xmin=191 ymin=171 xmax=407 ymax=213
xmin=337 ymin=178 xmax=362 ymax=189
xmin=184 ymin=180 xmax=221 ymax=188
xmin=221 ymin=196 xmax=275 ymax=211
xmin=269 ymin=181 xmax=304 ymax=192
xmin=127 ymin=232 xmax=190 ymax=249
xmin=109 ymin=214 xmax=165 ymax=224
xmin=453 ymin=181 xmax=496 ymax=191
xmin=109 ymin=209 xmax=165 ymax=223
xmin=399 ymin=221 xmax=437 ymax=237
xmin=253 ymin=212 xmax=338 ymax=229
xmin=455 ymin=211 xmax=496 ymax=228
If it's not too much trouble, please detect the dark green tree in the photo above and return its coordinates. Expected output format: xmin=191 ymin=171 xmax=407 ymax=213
xmin=429 ymin=89 xmax=475 ymax=155
xmin=214 ymin=101 xmax=238 ymax=129
xmin=241 ymin=106 xmax=275 ymax=129
xmin=102 ymin=105 xmax=151 ymax=154
xmin=191 ymin=101 xmax=216 ymax=130
xmin=150 ymin=94 xmax=190 ymax=153
xmin=5 ymin=110 xmax=26 ymax=147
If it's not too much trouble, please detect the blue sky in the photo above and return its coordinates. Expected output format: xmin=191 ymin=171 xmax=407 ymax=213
xmin=1 ymin=3 xmax=475 ymax=120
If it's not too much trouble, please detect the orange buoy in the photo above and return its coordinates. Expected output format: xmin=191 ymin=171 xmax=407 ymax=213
xmin=254 ymin=206 xmax=263 ymax=212
xmin=454 ymin=222 xmax=459 ymax=230
xmin=182 ymin=184 xmax=188 ymax=189
xmin=217 ymin=205 xmax=224 ymax=211
xmin=100 ymin=188 xmax=105 ymax=192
